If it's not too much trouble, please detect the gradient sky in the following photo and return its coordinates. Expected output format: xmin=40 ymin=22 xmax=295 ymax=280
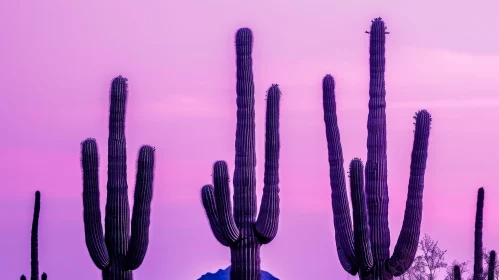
xmin=2 ymin=0 xmax=499 ymax=279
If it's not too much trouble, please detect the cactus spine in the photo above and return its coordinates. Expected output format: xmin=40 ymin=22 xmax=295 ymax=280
xmin=473 ymin=188 xmax=485 ymax=280
xmin=201 ymin=28 xmax=281 ymax=280
xmin=80 ymin=76 xmax=155 ymax=280
xmin=20 ymin=191 xmax=47 ymax=280
xmin=322 ymin=17 xmax=432 ymax=279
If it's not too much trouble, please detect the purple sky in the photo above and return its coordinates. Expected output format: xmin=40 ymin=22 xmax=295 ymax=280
xmin=2 ymin=0 xmax=499 ymax=279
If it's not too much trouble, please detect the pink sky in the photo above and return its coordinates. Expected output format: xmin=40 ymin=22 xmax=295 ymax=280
xmin=1 ymin=0 xmax=499 ymax=279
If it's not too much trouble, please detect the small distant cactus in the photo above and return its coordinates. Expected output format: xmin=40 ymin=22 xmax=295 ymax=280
xmin=80 ymin=76 xmax=155 ymax=280
xmin=488 ymin=250 xmax=496 ymax=280
xmin=454 ymin=265 xmax=462 ymax=280
xmin=201 ymin=28 xmax=282 ymax=280
xmin=472 ymin=188 xmax=485 ymax=280
xmin=20 ymin=191 xmax=47 ymax=280
xmin=322 ymin=17 xmax=432 ymax=279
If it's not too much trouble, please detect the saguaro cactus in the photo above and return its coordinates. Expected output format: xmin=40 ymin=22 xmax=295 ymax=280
xmin=453 ymin=265 xmax=462 ymax=280
xmin=20 ymin=191 xmax=47 ymax=280
xmin=201 ymin=28 xmax=281 ymax=280
xmin=473 ymin=188 xmax=485 ymax=280
xmin=322 ymin=17 xmax=432 ymax=279
xmin=488 ymin=250 xmax=496 ymax=280
xmin=80 ymin=76 xmax=155 ymax=280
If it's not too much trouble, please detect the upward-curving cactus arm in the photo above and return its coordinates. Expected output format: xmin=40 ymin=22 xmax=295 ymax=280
xmin=255 ymin=85 xmax=281 ymax=244
xmin=125 ymin=146 xmax=155 ymax=270
xmin=201 ymin=185 xmax=231 ymax=246
xmin=201 ymin=162 xmax=241 ymax=245
xmin=387 ymin=110 xmax=431 ymax=276
xmin=21 ymin=276 xmax=26 ymax=280
xmin=81 ymin=139 xmax=110 ymax=269
xmin=322 ymin=74 xmax=357 ymax=275
xmin=349 ymin=159 xmax=373 ymax=273
xmin=214 ymin=161 xmax=241 ymax=243
xmin=41 ymin=273 xmax=47 ymax=280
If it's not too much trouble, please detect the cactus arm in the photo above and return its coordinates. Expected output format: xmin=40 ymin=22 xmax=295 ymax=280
xmin=233 ymin=28 xmax=258 ymax=229
xmin=31 ymin=191 xmax=40 ymax=280
xmin=81 ymin=139 xmax=110 ymax=269
xmin=322 ymin=74 xmax=358 ymax=275
xmin=255 ymin=85 xmax=281 ymax=244
xmin=488 ymin=250 xmax=496 ymax=280
xmin=473 ymin=188 xmax=485 ymax=280
xmin=213 ymin=161 xmax=240 ymax=243
xmin=124 ymin=146 xmax=155 ymax=270
xmin=387 ymin=110 xmax=431 ymax=276
xmin=454 ymin=265 xmax=462 ymax=280
xmin=21 ymin=276 xmax=27 ymax=280
xmin=349 ymin=159 xmax=374 ymax=272
xmin=105 ymin=76 xmax=131 ymax=258
xmin=41 ymin=273 xmax=47 ymax=280
xmin=201 ymin=185 xmax=230 ymax=246
xmin=365 ymin=17 xmax=391 ymax=262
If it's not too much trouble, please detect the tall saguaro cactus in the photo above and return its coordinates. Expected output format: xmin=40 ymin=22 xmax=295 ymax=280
xmin=201 ymin=28 xmax=282 ymax=280
xmin=322 ymin=17 xmax=432 ymax=279
xmin=20 ymin=191 xmax=47 ymax=280
xmin=80 ymin=76 xmax=155 ymax=280
xmin=473 ymin=188 xmax=485 ymax=280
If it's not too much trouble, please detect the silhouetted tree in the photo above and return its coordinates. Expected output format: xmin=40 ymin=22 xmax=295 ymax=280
xmin=395 ymin=234 xmax=447 ymax=280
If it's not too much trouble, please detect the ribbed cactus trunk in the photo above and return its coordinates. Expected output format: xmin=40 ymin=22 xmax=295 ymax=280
xmin=322 ymin=18 xmax=432 ymax=280
xmin=473 ymin=188 xmax=485 ymax=280
xmin=454 ymin=265 xmax=462 ymax=280
xmin=20 ymin=191 xmax=47 ymax=280
xmin=80 ymin=76 xmax=155 ymax=280
xmin=201 ymin=28 xmax=281 ymax=280
xmin=488 ymin=250 xmax=496 ymax=280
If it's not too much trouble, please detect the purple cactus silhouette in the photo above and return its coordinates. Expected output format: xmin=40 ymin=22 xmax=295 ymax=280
xmin=80 ymin=76 xmax=155 ymax=280
xmin=454 ymin=265 xmax=462 ymax=280
xmin=473 ymin=188 xmax=484 ymax=280
xmin=201 ymin=28 xmax=281 ymax=280
xmin=20 ymin=191 xmax=47 ymax=280
xmin=322 ymin=17 xmax=432 ymax=279
xmin=488 ymin=250 xmax=496 ymax=280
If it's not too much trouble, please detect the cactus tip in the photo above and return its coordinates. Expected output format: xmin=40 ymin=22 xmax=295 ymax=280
xmin=235 ymin=27 xmax=253 ymax=44
xmin=323 ymin=74 xmax=335 ymax=85
xmin=112 ymin=75 xmax=128 ymax=83
xmin=214 ymin=160 xmax=228 ymax=170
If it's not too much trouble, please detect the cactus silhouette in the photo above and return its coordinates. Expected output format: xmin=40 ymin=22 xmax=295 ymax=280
xmin=80 ymin=76 xmax=155 ymax=280
xmin=322 ymin=17 xmax=432 ymax=279
xmin=41 ymin=273 xmax=47 ymax=280
xmin=488 ymin=250 xmax=496 ymax=280
xmin=201 ymin=28 xmax=281 ymax=280
xmin=20 ymin=191 xmax=47 ymax=280
xmin=472 ymin=188 xmax=485 ymax=280
xmin=454 ymin=265 xmax=462 ymax=280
